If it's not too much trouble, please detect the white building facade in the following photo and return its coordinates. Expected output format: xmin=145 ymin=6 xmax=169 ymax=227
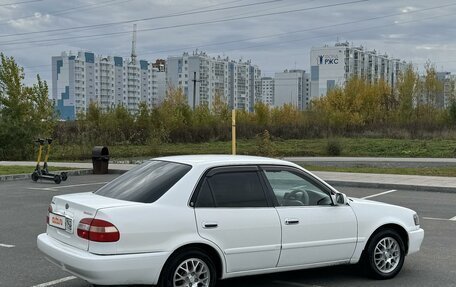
xmin=437 ymin=72 xmax=454 ymax=109
xmin=52 ymin=51 xmax=166 ymax=120
xmin=310 ymin=42 xmax=407 ymax=99
xmin=274 ymin=70 xmax=310 ymax=110
xmin=260 ymin=77 xmax=274 ymax=106
xmin=166 ymin=51 xmax=262 ymax=111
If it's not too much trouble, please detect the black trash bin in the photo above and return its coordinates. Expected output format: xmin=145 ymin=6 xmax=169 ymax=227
xmin=92 ymin=146 xmax=109 ymax=174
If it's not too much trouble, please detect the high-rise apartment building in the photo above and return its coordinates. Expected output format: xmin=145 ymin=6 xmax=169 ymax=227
xmin=274 ymin=70 xmax=310 ymax=110
xmin=260 ymin=77 xmax=274 ymax=106
xmin=418 ymin=71 xmax=455 ymax=109
xmin=52 ymin=51 xmax=166 ymax=120
xmin=166 ymin=51 xmax=261 ymax=111
xmin=437 ymin=72 xmax=454 ymax=109
xmin=310 ymin=42 xmax=407 ymax=99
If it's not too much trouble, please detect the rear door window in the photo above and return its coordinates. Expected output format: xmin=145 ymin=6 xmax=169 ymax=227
xmin=95 ymin=160 xmax=191 ymax=203
xmin=196 ymin=171 xmax=268 ymax=208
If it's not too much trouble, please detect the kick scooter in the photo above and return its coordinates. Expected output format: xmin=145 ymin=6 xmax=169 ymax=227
xmin=31 ymin=139 xmax=62 ymax=184
xmin=41 ymin=138 xmax=68 ymax=181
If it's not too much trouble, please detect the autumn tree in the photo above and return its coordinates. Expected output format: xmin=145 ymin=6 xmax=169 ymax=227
xmin=212 ymin=92 xmax=230 ymax=123
xmin=421 ymin=62 xmax=443 ymax=107
xmin=396 ymin=65 xmax=419 ymax=124
xmin=253 ymin=102 xmax=270 ymax=126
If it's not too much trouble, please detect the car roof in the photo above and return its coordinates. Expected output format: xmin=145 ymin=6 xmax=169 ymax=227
xmin=152 ymin=154 xmax=296 ymax=168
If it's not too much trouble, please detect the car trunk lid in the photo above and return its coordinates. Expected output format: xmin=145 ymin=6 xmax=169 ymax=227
xmin=47 ymin=192 xmax=140 ymax=251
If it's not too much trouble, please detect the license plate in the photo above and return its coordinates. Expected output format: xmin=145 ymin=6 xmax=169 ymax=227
xmin=49 ymin=213 xmax=73 ymax=233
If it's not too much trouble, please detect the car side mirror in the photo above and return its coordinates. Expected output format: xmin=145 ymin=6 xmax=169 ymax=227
xmin=335 ymin=193 xmax=348 ymax=205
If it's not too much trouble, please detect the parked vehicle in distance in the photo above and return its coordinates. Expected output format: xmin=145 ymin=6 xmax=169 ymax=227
xmin=37 ymin=155 xmax=424 ymax=287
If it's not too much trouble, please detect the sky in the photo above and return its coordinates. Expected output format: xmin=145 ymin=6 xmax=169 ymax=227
xmin=0 ymin=0 xmax=455 ymax=86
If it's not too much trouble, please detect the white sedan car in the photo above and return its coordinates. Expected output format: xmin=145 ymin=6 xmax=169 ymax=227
xmin=37 ymin=155 xmax=424 ymax=287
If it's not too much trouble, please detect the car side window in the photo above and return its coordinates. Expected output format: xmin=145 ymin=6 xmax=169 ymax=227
xmin=195 ymin=171 xmax=268 ymax=208
xmin=263 ymin=169 xmax=332 ymax=207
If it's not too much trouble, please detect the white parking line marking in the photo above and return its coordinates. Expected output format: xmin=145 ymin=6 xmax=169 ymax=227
xmin=274 ymin=280 xmax=323 ymax=287
xmin=51 ymin=182 xmax=108 ymax=189
xmin=0 ymin=243 xmax=15 ymax=248
xmin=28 ymin=187 xmax=58 ymax=191
xmin=28 ymin=182 xmax=108 ymax=191
xmin=423 ymin=217 xmax=453 ymax=221
xmin=361 ymin=189 xmax=397 ymax=199
xmin=450 ymin=216 xmax=456 ymax=221
xmin=31 ymin=276 xmax=76 ymax=287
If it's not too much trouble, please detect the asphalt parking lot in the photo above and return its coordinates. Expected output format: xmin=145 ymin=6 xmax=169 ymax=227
xmin=0 ymin=174 xmax=455 ymax=287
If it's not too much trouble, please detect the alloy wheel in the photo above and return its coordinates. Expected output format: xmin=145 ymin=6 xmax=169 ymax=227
xmin=173 ymin=258 xmax=210 ymax=287
xmin=373 ymin=236 xmax=401 ymax=274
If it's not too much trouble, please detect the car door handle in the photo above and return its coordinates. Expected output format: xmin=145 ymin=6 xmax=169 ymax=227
xmin=202 ymin=222 xmax=218 ymax=229
xmin=285 ymin=218 xmax=300 ymax=225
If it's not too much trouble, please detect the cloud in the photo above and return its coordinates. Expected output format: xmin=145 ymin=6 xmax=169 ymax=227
xmin=416 ymin=44 xmax=456 ymax=51
xmin=7 ymin=11 xmax=50 ymax=29
xmin=381 ymin=34 xmax=407 ymax=39
xmin=401 ymin=6 xmax=417 ymax=13
xmin=0 ymin=0 xmax=454 ymax=86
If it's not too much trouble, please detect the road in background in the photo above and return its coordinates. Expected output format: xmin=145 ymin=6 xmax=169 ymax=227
xmin=0 ymin=175 xmax=455 ymax=287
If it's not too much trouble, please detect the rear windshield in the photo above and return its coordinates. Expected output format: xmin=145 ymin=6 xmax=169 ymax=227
xmin=94 ymin=160 xmax=191 ymax=203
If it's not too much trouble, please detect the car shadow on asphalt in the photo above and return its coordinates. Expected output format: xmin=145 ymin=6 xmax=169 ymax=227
xmin=217 ymin=264 xmax=365 ymax=287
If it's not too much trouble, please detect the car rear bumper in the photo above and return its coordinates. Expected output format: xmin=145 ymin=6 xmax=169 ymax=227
xmin=407 ymin=228 xmax=424 ymax=255
xmin=37 ymin=233 xmax=169 ymax=285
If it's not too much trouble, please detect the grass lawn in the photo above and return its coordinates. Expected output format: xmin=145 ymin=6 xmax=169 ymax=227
xmin=0 ymin=166 xmax=77 ymax=175
xmin=49 ymin=137 xmax=456 ymax=161
xmin=303 ymin=165 xmax=456 ymax=177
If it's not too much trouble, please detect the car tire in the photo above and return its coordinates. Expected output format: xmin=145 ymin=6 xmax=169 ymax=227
xmin=61 ymin=172 xmax=68 ymax=181
xmin=363 ymin=229 xmax=405 ymax=279
xmin=31 ymin=171 xmax=39 ymax=182
xmin=159 ymin=249 xmax=217 ymax=287
xmin=53 ymin=175 xmax=62 ymax=184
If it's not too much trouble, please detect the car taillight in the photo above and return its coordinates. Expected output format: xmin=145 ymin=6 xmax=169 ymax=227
xmin=77 ymin=218 xmax=120 ymax=242
xmin=46 ymin=205 xmax=52 ymax=225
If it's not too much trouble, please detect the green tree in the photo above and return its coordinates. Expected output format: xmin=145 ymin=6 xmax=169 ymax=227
xmin=134 ymin=102 xmax=151 ymax=144
xmin=448 ymin=100 xmax=456 ymax=125
xmin=0 ymin=53 xmax=56 ymax=160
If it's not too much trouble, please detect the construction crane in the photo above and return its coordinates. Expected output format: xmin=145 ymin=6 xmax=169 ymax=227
xmin=131 ymin=24 xmax=137 ymax=65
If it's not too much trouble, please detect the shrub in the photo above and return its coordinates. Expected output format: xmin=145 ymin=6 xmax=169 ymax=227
xmin=255 ymin=130 xmax=277 ymax=157
xmin=326 ymin=139 xmax=342 ymax=156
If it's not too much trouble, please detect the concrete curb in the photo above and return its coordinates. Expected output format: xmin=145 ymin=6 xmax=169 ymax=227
xmin=0 ymin=169 xmax=93 ymax=182
xmin=326 ymin=180 xmax=456 ymax=193
xmin=108 ymin=169 xmax=128 ymax=174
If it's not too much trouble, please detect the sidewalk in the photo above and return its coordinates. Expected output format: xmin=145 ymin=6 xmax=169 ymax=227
xmin=284 ymin=157 xmax=456 ymax=168
xmin=284 ymin=157 xmax=456 ymax=163
xmin=2 ymin=160 xmax=456 ymax=192
xmin=313 ymin=171 xmax=456 ymax=192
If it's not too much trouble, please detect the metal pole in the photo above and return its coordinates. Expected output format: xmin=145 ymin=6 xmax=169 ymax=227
xmin=192 ymin=71 xmax=197 ymax=109
xmin=232 ymin=109 xmax=236 ymax=155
